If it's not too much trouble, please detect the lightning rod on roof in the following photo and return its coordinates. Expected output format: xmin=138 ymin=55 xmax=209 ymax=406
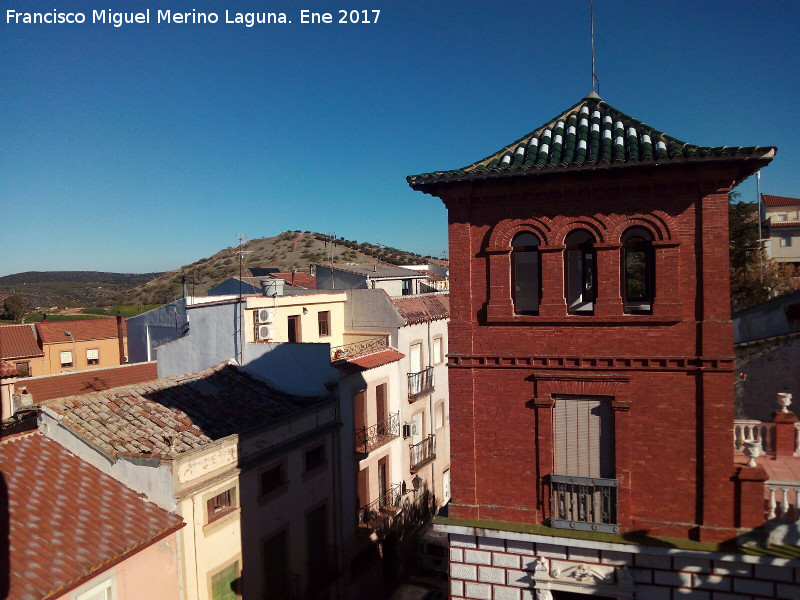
xmin=590 ymin=0 xmax=599 ymax=94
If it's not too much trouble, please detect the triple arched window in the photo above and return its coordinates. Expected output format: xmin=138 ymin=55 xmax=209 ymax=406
xmin=508 ymin=226 xmax=656 ymax=316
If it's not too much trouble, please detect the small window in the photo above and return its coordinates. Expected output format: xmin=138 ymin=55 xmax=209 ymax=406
xmin=76 ymin=578 xmax=113 ymax=600
xmin=776 ymin=213 xmax=788 ymax=222
xmin=402 ymin=279 xmax=413 ymax=295
xmin=210 ymin=561 xmax=239 ymax=600
xmin=435 ymin=401 xmax=446 ymax=429
xmin=60 ymin=351 xmax=73 ymax=368
xmin=305 ymin=444 xmax=326 ymax=472
xmin=432 ymin=337 xmax=443 ymax=365
xmin=287 ymin=315 xmax=300 ymax=343
xmin=622 ymin=227 xmax=654 ymax=314
xmin=207 ymin=487 xmax=236 ymax=523
xmin=780 ymin=235 xmax=792 ymax=247
xmin=260 ymin=464 xmax=286 ymax=496
xmin=86 ymin=348 xmax=99 ymax=365
xmin=565 ymin=230 xmax=596 ymax=314
xmin=511 ymin=232 xmax=541 ymax=314
xmin=14 ymin=361 xmax=29 ymax=377
xmin=318 ymin=311 xmax=330 ymax=337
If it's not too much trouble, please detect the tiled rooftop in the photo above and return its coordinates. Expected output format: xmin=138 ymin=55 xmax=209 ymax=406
xmin=42 ymin=363 xmax=319 ymax=459
xmin=0 ymin=324 xmax=43 ymax=359
xmin=408 ymin=92 xmax=776 ymax=188
xmin=1 ymin=432 xmax=184 ymax=600
xmin=14 ymin=362 xmax=159 ymax=404
xmin=763 ymin=194 xmax=800 ymax=207
xmin=391 ymin=293 xmax=450 ymax=325
xmin=321 ymin=263 xmax=427 ymax=279
xmin=770 ymin=221 xmax=800 ymax=228
xmin=336 ymin=348 xmax=405 ymax=373
xmin=36 ymin=317 xmax=126 ymax=344
xmin=273 ymin=272 xmax=317 ymax=289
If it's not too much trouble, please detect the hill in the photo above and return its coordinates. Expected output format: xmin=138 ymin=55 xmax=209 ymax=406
xmin=0 ymin=271 xmax=162 ymax=308
xmin=116 ymin=231 xmax=436 ymax=305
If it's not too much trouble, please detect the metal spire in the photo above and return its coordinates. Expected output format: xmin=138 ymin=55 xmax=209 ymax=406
xmin=591 ymin=0 xmax=599 ymax=94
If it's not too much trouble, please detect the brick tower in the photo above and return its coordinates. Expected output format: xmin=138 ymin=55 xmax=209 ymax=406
xmin=407 ymin=93 xmax=795 ymax=599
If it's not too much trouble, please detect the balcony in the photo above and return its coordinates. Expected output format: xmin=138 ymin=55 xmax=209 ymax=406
xmin=408 ymin=366 xmax=434 ymax=399
xmin=358 ymin=483 xmax=402 ymax=529
xmin=330 ymin=336 xmax=387 ymax=361
xmin=355 ymin=412 xmax=400 ymax=454
xmin=547 ymin=474 xmax=619 ymax=534
xmin=409 ymin=434 xmax=436 ymax=471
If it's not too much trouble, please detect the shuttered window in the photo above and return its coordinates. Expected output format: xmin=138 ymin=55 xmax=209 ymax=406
xmin=552 ymin=396 xmax=614 ymax=478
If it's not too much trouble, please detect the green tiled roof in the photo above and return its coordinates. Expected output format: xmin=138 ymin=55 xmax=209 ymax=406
xmin=407 ymin=92 xmax=776 ymax=188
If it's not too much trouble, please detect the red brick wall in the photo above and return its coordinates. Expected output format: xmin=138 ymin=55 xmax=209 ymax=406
xmin=436 ymin=167 xmax=748 ymax=541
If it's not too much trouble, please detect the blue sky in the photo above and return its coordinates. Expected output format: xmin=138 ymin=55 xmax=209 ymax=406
xmin=1 ymin=0 xmax=798 ymax=276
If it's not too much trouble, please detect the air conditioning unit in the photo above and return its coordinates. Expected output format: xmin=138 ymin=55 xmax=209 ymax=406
xmin=256 ymin=324 xmax=275 ymax=341
xmin=403 ymin=423 xmax=418 ymax=439
xmin=255 ymin=308 xmax=275 ymax=324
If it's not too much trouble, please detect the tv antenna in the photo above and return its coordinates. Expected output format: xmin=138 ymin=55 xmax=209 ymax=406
xmin=236 ymin=233 xmax=254 ymax=364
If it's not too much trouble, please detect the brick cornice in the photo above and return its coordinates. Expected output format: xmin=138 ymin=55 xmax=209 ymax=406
xmin=448 ymin=354 xmax=735 ymax=372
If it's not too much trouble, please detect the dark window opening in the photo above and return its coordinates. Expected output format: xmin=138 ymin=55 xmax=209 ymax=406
xmin=402 ymin=279 xmax=412 ymax=295
xmin=622 ymin=227 xmax=654 ymax=314
xmin=565 ymin=230 xmax=596 ymax=314
xmin=207 ymin=488 xmax=235 ymax=523
xmin=260 ymin=464 xmax=286 ymax=495
xmin=305 ymin=444 xmax=326 ymax=472
xmin=287 ymin=315 xmax=300 ymax=343
xmin=263 ymin=531 xmax=290 ymax=599
xmin=511 ymin=232 xmax=541 ymax=314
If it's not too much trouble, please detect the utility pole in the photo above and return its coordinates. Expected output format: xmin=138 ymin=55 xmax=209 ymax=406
xmin=756 ymin=171 xmax=763 ymax=283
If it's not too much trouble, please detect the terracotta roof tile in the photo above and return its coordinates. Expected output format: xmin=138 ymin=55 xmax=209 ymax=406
xmin=36 ymin=318 xmax=126 ymax=344
xmin=1 ymin=432 xmax=184 ymax=599
xmin=391 ymin=293 xmax=450 ymax=325
xmin=43 ymin=363 xmax=321 ymax=459
xmin=273 ymin=272 xmax=317 ymax=289
xmin=762 ymin=194 xmax=800 ymax=207
xmin=0 ymin=324 xmax=43 ymax=359
xmin=335 ymin=348 xmax=405 ymax=373
xmin=770 ymin=221 xmax=800 ymax=228
xmin=408 ymin=93 xmax=776 ymax=188
xmin=1 ymin=360 xmax=19 ymax=377
xmin=14 ymin=362 xmax=159 ymax=404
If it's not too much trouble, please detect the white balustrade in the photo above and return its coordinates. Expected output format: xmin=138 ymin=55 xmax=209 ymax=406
xmin=733 ymin=420 xmax=775 ymax=453
xmin=766 ymin=482 xmax=800 ymax=522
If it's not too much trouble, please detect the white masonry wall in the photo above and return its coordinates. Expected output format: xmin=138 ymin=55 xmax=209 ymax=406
xmin=441 ymin=526 xmax=800 ymax=600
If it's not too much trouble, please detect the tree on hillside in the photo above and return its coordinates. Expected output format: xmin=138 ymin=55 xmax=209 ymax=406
xmin=2 ymin=294 xmax=28 ymax=320
xmin=729 ymin=192 xmax=797 ymax=312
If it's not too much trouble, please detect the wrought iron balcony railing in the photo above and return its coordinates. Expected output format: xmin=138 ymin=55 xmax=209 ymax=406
xmin=355 ymin=412 xmax=400 ymax=454
xmin=330 ymin=336 xmax=388 ymax=361
xmin=358 ymin=483 xmax=402 ymax=528
xmin=409 ymin=434 xmax=436 ymax=471
xmin=408 ymin=366 xmax=434 ymax=398
xmin=548 ymin=474 xmax=619 ymax=534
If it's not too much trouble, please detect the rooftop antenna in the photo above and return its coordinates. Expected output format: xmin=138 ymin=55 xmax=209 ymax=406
xmin=235 ymin=233 xmax=253 ymax=364
xmin=590 ymin=0 xmax=599 ymax=94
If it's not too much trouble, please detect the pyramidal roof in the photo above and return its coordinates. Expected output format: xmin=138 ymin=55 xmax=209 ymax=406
xmin=407 ymin=92 xmax=776 ymax=188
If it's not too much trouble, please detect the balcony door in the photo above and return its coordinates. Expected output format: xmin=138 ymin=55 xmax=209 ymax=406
xmin=552 ymin=396 xmax=614 ymax=478
xmin=376 ymin=383 xmax=387 ymax=424
xmin=409 ymin=342 xmax=422 ymax=372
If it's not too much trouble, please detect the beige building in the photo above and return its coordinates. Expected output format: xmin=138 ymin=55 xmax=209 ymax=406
xmin=0 ymin=323 xmax=45 ymax=377
xmin=40 ymin=363 xmax=343 ymax=600
xmin=36 ymin=317 xmax=128 ymax=373
xmin=763 ymin=193 xmax=800 ymax=263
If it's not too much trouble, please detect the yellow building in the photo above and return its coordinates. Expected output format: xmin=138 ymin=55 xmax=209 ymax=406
xmin=36 ymin=317 xmax=128 ymax=374
xmin=245 ymin=291 xmax=347 ymax=346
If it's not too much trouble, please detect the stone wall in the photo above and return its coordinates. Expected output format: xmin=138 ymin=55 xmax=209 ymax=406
xmin=444 ymin=528 xmax=800 ymax=600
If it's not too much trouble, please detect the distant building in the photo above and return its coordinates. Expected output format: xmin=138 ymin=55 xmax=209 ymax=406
xmin=208 ymin=271 xmax=316 ymax=297
xmin=36 ymin=317 xmax=127 ymax=374
xmin=1 ymin=431 xmax=185 ymax=600
xmin=315 ymin=263 xmax=429 ymax=296
xmin=39 ymin=363 xmax=343 ymax=600
xmin=762 ymin=194 xmax=800 ymax=264
xmin=0 ymin=323 xmax=44 ymax=377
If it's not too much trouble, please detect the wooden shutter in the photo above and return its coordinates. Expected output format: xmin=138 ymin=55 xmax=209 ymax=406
xmin=553 ymin=397 xmax=614 ymax=478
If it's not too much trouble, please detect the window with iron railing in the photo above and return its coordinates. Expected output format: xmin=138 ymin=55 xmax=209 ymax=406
xmin=409 ymin=434 xmax=436 ymax=471
xmin=408 ymin=366 xmax=434 ymax=398
xmin=354 ymin=412 xmax=400 ymax=454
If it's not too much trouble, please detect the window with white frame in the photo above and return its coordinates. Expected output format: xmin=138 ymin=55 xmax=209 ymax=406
xmin=76 ymin=578 xmax=113 ymax=600
xmin=780 ymin=235 xmax=792 ymax=247
xmin=775 ymin=213 xmax=788 ymax=222
xmin=432 ymin=336 xmax=443 ymax=365
xmin=60 ymin=351 xmax=73 ymax=368
xmin=86 ymin=348 xmax=99 ymax=365
xmin=435 ymin=401 xmax=446 ymax=430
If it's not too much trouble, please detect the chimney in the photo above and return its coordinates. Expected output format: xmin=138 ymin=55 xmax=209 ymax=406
xmin=373 ymin=264 xmax=377 ymax=272
xmin=291 ymin=269 xmax=296 ymax=286
xmin=116 ymin=315 xmax=126 ymax=365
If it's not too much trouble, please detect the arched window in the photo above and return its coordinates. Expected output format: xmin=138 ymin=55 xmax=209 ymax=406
xmin=511 ymin=232 xmax=541 ymax=314
xmin=565 ymin=230 xmax=596 ymax=314
xmin=622 ymin=227 xmax=654 ymax=313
